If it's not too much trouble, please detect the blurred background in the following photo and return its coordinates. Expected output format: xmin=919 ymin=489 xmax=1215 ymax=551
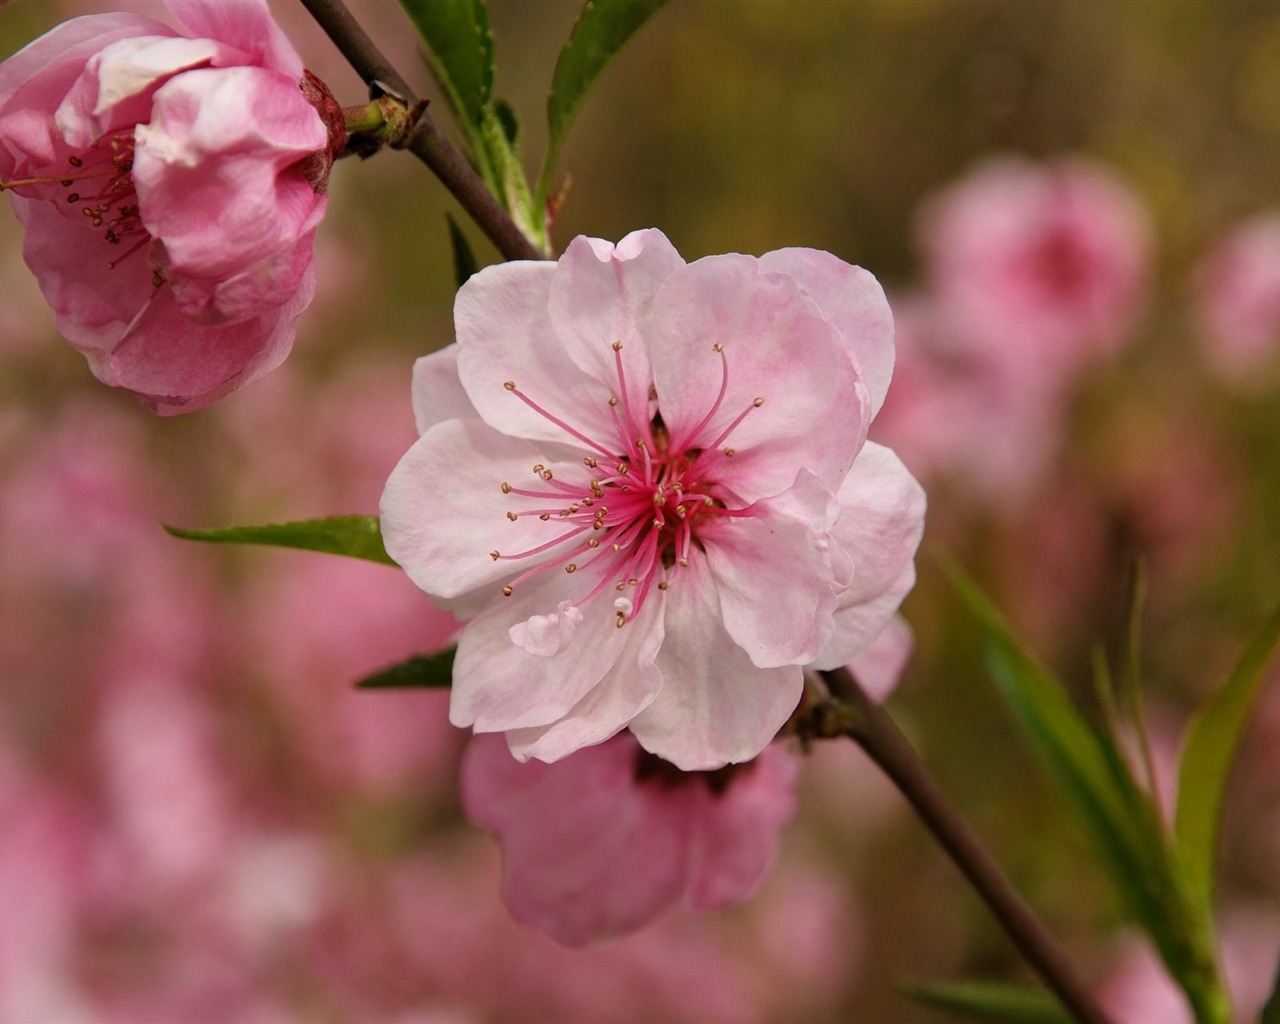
xmin=3 ymin=0 xmax=1280 ymax=1020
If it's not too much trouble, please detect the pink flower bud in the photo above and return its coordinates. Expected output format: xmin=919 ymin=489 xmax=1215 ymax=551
xmin=0 ymin=1 xmax=339 ymax=413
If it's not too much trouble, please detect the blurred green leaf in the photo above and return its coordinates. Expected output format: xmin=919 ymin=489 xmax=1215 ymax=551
xmin=399 ymin=0 xmax=494 ymax=137
xmin=165 ymin=515 xmax=396 ymax=567
xmin=447 ymin=213 xmax=480 ymax=288
xmin=494 ymin=98 xmax=519 ymax=147
xmin=356 ymin=648 xmax=455 ymax=689
xmin=897 ymin=980 xmax=1072 ymax=1023
xmin=944 ymin=559 xmax=1230 ymax=1024
xmin=537 ymin=0 xmax=670 ymax=208
xmin=1175 ymin=600 xmax=1280 ymax=914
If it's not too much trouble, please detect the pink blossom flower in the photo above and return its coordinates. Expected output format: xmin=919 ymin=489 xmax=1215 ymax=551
xmin=461 ymin=730 xmax=800 ymax=946
xmin=916 ymin=155 xmax=1152 ymax=378
xmin=381 ymin=229 xmax=926 ymax=770
xmin=1195 ymin=211 xmax=1280 ymax=388
xmin=0 ymin=0 xmax=340 ymax=413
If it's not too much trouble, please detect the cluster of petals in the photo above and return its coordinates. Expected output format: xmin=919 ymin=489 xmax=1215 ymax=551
xmin=460 ymin=618 xmax=911 ymax=946
xmin=381 ymin=228 xmax=926 ymax=771
xmin=915 ymin=155 xmax=1152 ymax=379
xmin=0 ymin=0 xmax=336 ymax=413
xmin=1194 ymin=211 xmax=1280 ymax=388
xmin=461 ymin=730 xmax=801 ymax=946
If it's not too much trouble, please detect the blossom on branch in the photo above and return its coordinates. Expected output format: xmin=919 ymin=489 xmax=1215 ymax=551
xmin=0 ymin=0 xmax=340 ymax=413
xmin=382 ymin=229 xmax=925 ymax=770
xmin=460 ymin=730 xmax=801 ymax=947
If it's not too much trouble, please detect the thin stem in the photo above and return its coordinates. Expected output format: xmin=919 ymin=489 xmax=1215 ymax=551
xmin=298 ymin=0 xmax=545 ymax=263
xmin=819 ymin=666 xmax=1115 ymax=1024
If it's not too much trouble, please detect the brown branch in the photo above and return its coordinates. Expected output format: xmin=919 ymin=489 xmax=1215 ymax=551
xmin=818 ymin=666 xmax=1115 ymax=1024
xmin=298 ymin=0 xmax=545 ymax=262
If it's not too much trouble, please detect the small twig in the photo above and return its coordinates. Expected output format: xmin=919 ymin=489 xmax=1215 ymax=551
xmin=298 ymin=0 xmax=545 ymax=262
xmin=818 ymin=666 xmax=1115 ymax=1024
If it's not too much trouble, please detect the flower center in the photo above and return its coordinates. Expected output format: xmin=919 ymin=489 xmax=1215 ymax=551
xmin=1 ymin=128 xmax=161 ymax=285
xmin=491 ymin=341 xmax=763 ymax=630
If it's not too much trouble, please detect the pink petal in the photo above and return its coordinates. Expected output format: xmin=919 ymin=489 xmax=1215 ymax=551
xmin=846 ymin=614 xmax=914 ymax=703
xmin=647 ymin=253 xmax=868 ymax=500
xmin=546 ymin=229 xmax=684 ymax=421
xmin=506 ymin=592 xmax=666 ymax=762
xmin=450 ymin=560 xmax=647 ymax=734
xmin=460 ymin=733 xmax=692 ymax=946
xmin=107 ymin=262 xmax=311 ymax=413
xmin=701 ymin=469 xmax=841 ymax=668
xmin=0 ymin=14 xmax=172 ymax=175
xmin=56 ymin=35 xmax=222 ymax=146
xmin=380 ymin=418 xmax=583 ymax=607
xmin=133 ymin=66 xmax=325 ymax=295
xmin=685 ymin=744 xmax=801 ymax=910
xmin=165 ymin=0 xmax=305 ymax=80
xmin=759 ymin=247 xmax=896 ymax=417
xmin=630 ymin=554 xmax=805 ymax=770
xmin=411 ymin=345 xmax=477 ymax=434
xmin=812 ymin=442 xmax=926 ymax=670
xmin=456 ymin=261 xmax=622 ymax=450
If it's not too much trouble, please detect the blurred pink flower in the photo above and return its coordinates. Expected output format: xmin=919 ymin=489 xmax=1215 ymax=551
xmin=382 ymin=228 xmax=926 ymax=771
xmin=916 ymin=155 xmax=1152 ymax=379
xmin=1195 ymin=211 xmax=1280 ymax=387
xmin=461 ymin=731 xmax=800 ymax=946
xmin=0 ymin=0 xmax=340 ymax=413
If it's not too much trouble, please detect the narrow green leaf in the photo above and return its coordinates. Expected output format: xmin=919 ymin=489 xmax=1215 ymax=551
xmin=356 ymin=648 xmax=455 ymax=689
xmin=897 ymin=980 xmax=1072 ymax=1023
xmin=494 ymin=98 xmax=519 ymax=147
xmin=399 ymin=0 xmax=494 ymax=133
xmin=1175 ymin=599 xmax=1280 ymax=913
xmin=944 ymin=559 xmax=1228 ymax=1022
xmin=537 ymin=0 xmax=670 ymax=207
xmin=165 ymin=515 xmax=396 ymax=566
xmin=447 ymin=214 xmax=481 ymax=288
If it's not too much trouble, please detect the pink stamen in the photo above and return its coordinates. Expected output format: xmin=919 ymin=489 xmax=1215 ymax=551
xmin=674 ymin=343 xmax=730 ymax=451
xmin=504 ymin=381 xmax=615 ymax=457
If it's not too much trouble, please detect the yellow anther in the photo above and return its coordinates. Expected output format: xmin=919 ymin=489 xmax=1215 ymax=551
xmin=616 ymin=581 xmax=626 ymax=590
xmin=678 ymin=556 xmax=689 ymax=567
xmin=506 ymin=511 xmax=518 ymax=522
xmin=753 ymin=397 xmax=764 ymax=407
xmin=587 ymin=538 xmax=600 ymax=548
xmin=724 ymin=447 xmax=735 ymax=457
xmin=713 ymin=343 xmax=723 ymax=352
xmin=532 ymin=464 xmax=545 ymax=474
xmin=502 ymin=586 xmax=513 ymax=596
xmin=628 ymin=577 xmax=638 ymax=586
xmin=566 ymin=563 xmax=577 ymax=574
xmin=616 ymin=611 xmax=626 ymax=628
xmin=612 ymin=341 xmax=623 ymax=351
xmin=490 ymin=550 xmax=501 ymax=561
xmin=609 ymin=396 xmax=619 ymax=407
xmin=501 ymin=482 xmax=511 ymax=494
xmin=658 ymin=581 xmax=669 ymax=590
xmin=540 ymin=512 xmax=551 ymax=521
xmin=584 ymin=456 xmax=598 ymax=468
xmin=569 ymin=503 xmax=580 ymax=513
xmin=541 ymin=470 xmax=553 ymax=481
xmin=504 ymin=381 xmax=516 ymax=391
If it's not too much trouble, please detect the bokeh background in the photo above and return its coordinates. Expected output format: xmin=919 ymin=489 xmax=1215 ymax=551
xmin=3 ymin=0 xmax=1280 ymax=1020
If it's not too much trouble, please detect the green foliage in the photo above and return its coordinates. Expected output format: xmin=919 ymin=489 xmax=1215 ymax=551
xmin=447 ymin=213 xmax=481 ymax=287
xmin=1175 ymin=600 xmax=1280 ymax=915
xmin=356 ymin=648 xmax=456 ymax=689
xmin=945 ymin=560 xmax=1230 ymax=1024
xmin=537 ymin=0 xmax=670 ymax=210
xmin=399 ymin=0 xmax=494 ymax=141
xmin=897 ymin=980 xmax=1072 ymax=1023
xmin=165 ymin=515 xmax=396 ymax=567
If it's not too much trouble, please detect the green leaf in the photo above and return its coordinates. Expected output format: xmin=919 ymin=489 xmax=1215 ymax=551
xmin=897 ymin=980 xmax=1072 ymax=1023
xmin=165 ymin=515 xmax=396 ymax=566
xmin=399 ymin=0 xmax=494 ymax=135
xmin=537 ymin=0 xmax=670 ymax=207
xmin=356 ymin=648 xmax=455 ymax=689
xmin=447 ymin=213 xmax=481 ymax=288
xmin=944 ymin=559 xmax=1229 ymax=1024
xmin=494 ymin=98 xmax=519 ymax=147
xmin=1175 ymin=600 xmax=1280 ymax=914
